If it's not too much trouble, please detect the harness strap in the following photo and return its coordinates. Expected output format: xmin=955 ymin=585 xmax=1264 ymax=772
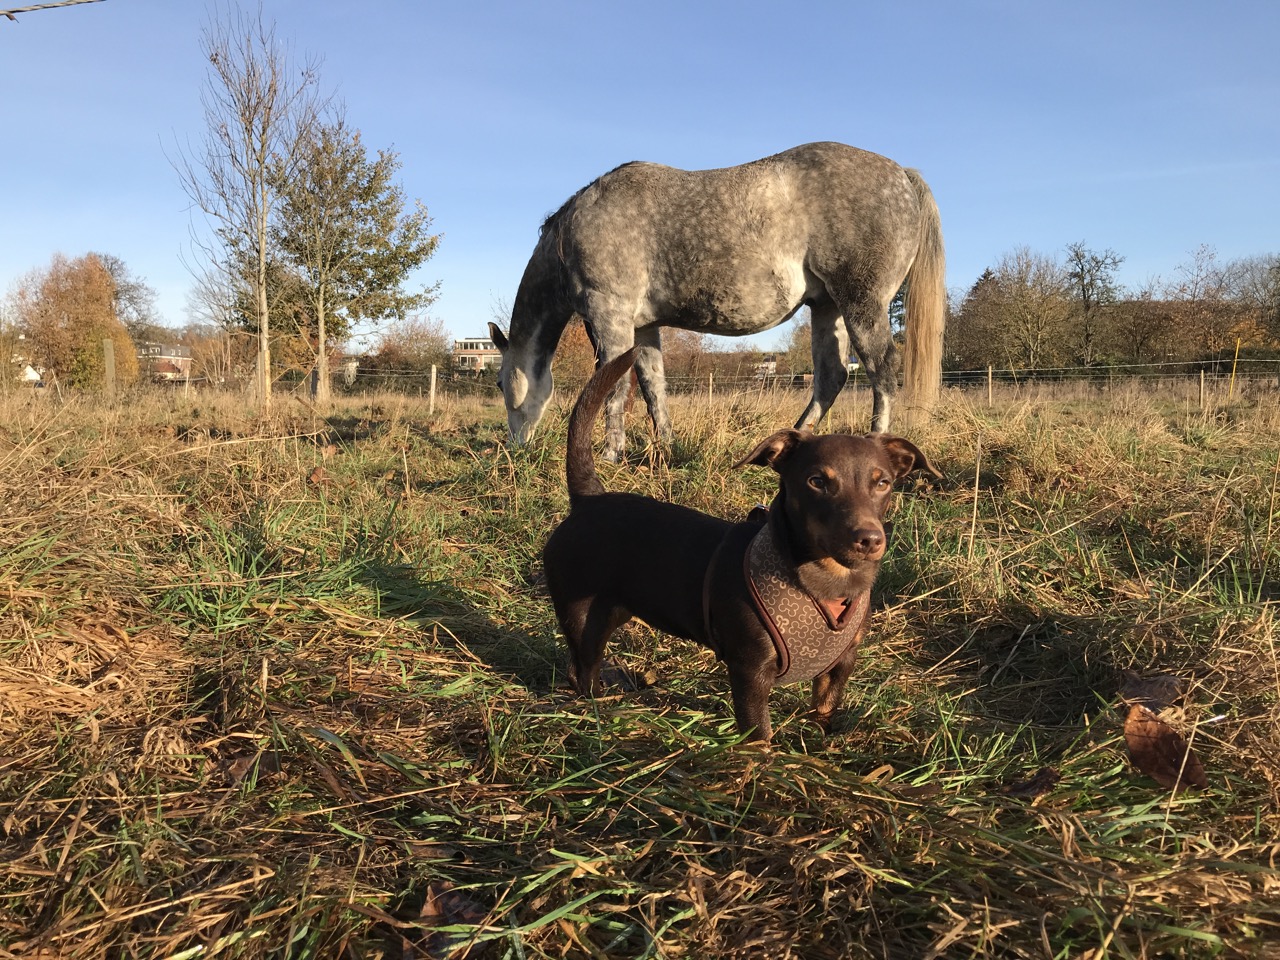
xmin=744 ymin=523 xmax=870 ymax=683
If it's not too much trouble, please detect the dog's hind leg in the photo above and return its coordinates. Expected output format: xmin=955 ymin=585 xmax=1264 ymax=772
xmin=557 ymin=595 xmax=630 ymax=696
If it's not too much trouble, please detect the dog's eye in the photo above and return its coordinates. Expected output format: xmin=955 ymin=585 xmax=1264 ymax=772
xmin=807 ymin=475 xmax=828 ymax=492
xmin=875 ymin=477 xmax=893 ymax=491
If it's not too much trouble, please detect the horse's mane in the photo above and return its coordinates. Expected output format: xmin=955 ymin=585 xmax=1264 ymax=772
xmin=538 ymin=160 xmax=647 ymax=237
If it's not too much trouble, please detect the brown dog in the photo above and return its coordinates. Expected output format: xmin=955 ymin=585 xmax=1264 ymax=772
xmin=542 ymin=349 xmax=940 ymax=741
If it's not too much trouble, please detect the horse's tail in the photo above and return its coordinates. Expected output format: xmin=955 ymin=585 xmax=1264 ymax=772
xmin=566 ymin=348 xmax=638 ymax=503
xmin=901 ymin=168 xmax=946 ymax=422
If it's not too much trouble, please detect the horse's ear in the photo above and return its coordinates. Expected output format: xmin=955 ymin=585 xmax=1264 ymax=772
xmin=488 ymin=322 xmax=509 ymax=353
xmin=734 ymin=429 xmax=804 ymax=470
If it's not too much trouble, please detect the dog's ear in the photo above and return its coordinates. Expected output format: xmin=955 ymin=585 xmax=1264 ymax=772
xmin=875 ymin=435 xmax=943 ymax=480
xmin=734 ymin=429 xmax=805 ymax=470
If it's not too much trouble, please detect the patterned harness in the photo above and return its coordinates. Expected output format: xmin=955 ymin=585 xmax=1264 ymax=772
xmin=704 ymin=514 xmax=871 ymax=685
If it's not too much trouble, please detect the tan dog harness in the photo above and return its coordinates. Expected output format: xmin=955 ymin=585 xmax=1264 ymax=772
xmin=744 ymin=525 xmax=870 ymax=683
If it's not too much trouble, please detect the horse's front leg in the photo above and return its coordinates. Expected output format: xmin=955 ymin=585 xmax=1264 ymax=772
xmin=632 ymin=327 xmax=672 ymax=446
xmin=795 ymin=300 xmax=849 ymax=430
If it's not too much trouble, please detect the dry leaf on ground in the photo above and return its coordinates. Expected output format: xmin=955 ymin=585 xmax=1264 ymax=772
xmin=1124 ymin=703 xmax=1209 ymax=792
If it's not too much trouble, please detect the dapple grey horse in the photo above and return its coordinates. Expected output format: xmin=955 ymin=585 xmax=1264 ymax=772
xmin=490 ymin=142 xmax=945 ymax=460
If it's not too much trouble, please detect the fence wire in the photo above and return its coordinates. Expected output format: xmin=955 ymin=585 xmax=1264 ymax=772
xmin=329 ymin=358 xmax=1280 ymax=398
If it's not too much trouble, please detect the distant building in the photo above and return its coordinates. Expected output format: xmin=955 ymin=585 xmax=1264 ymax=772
xmin=10 ymin=358 xmax=41 ymax=383
xmin=8 ymin=334 xmax=42 ymax=383
xmin=138 ymin=343 xmax=192 ymax=382
xmin=452 ymin=336 xmax=502 ymax=372
xmin=754 ymin=355 xmax=778 ymax=379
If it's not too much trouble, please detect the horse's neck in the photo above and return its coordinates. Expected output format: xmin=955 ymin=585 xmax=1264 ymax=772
xmin=515 ymin=247 xmax=575 ymax=361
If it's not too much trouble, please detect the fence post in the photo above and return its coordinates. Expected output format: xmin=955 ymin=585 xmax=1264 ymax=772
xmin=1199 ymin=369 xmax=1205 ymax=411
xmin=987 ymin=365 xmax=993 ymax=408
xmin=429 ymin=365 xmax=437 ymax=415
xmin=102 ymin=338 xmax=116 ymax=402
xmin=708 ymin=371 xmax=714 ymax=402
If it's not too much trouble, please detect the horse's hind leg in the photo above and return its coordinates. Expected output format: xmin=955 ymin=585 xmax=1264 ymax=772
xmin=583 ymin=304 xmax=636 ymax=462
xmin=842 ymin=297 xmax=900 ymax=433
xmin=795 ymin=298 xmax=850 ymax=430
xmin=633 ymin=327 xmax=672 ymax=446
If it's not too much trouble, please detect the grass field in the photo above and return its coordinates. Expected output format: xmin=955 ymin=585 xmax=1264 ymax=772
xmin=1 ymin=376 xmax=1278 ymax=959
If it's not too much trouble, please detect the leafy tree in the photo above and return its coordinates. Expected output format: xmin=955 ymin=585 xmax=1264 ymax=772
xmin=946 ymin=269 xmax=1000 ymax=369
xmin=272 ymin=117 xmax=440 ymax=402
xmin=10 ymin=253 xmax=138 ymax=389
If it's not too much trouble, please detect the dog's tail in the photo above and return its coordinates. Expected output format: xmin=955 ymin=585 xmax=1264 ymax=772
xmin=566 ymin=348 xmax=638 ymax=502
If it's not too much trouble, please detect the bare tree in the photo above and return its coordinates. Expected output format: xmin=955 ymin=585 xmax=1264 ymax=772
xmin=173 ymin=3 xmax=324 ymax=408
xmin=94 ymin=252 xmax=162 ymax=342
xmin=1225 ymin=253 xmax=1280 ymax=344
xmin=1063 ymin=242 xmax=1124 ymax=365
xmin=992 ymin=248 xmax=1072 ymax=369
xmin=1110 ymin=279 xmax=1178 ymax=364
xmin=1166 ymin=245 xmax=1238 ymax=359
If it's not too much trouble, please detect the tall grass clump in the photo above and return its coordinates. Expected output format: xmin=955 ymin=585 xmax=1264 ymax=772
xmin=1 ymin=378 xmax=1277 ymax=958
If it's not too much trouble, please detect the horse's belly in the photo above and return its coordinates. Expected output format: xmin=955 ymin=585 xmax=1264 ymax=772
xmin=651 ymin=258 xmax=809 ymax=334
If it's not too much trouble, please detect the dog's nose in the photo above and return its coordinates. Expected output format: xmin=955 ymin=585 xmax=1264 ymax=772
xmin=849 ymin=527 xmax=885 ymax=557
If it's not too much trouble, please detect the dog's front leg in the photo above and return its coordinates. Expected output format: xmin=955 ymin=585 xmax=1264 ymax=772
xmin=727 ymin=661 xmax=776 ymax=743
xmin=810 ymin=626 xmax=868 ymax=732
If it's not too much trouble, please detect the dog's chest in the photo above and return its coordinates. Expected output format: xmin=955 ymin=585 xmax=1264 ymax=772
xmin=745 ymin=527 xmax=869 ymax=684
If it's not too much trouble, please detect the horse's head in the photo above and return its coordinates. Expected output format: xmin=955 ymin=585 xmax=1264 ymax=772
xmin=489 ymin=321 xmax=553 ymax=445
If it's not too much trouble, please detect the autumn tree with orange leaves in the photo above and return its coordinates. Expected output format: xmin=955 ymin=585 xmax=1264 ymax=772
xmin=9 ymin=253 xmax=139 ymax=389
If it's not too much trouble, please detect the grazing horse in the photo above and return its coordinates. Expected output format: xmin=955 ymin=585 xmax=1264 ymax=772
xmin=490 ymin=141 xmax=945 ymax=460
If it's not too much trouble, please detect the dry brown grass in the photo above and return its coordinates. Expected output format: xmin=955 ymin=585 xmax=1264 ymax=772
xmin=1 ymin=377 xmax=1277 ymax=958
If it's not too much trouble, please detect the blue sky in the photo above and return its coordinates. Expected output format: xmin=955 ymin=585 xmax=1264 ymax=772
xmin=1 ymin=0 xmax=1276 ymax=351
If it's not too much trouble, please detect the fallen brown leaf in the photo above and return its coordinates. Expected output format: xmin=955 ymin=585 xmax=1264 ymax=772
xmin=412 ymin=882 xmax=490 ymax=959
xmin=1124 ymin=704 xmax=1209 ymax=792
xmin=307 ymin=465 xmax=328 ymax=485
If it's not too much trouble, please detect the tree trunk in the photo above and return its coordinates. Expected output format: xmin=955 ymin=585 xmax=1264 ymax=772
xmin=315 ymin=288 xmax=330 ymax=404
xmin=256 ymin=193 xmax=272 ymax=409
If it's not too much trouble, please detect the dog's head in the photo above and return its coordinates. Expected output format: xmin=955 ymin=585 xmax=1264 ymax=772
xmin=735 ymin=430 xmax=940 ymax=598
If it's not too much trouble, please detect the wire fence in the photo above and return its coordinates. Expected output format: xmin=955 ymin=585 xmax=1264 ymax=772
xmin=329 ymin=358 xmax=1280 ymax=399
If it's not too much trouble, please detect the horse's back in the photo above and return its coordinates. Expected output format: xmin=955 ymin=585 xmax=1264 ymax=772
xmin=566 ymin=142 xmax=919 ymax=259
xmin=557 ymin=143 xmax=923 ymax=324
